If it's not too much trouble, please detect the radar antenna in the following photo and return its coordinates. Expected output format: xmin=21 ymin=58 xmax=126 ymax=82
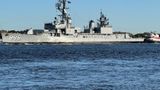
xmin=99 ymin=11 xmax=109 ymax=27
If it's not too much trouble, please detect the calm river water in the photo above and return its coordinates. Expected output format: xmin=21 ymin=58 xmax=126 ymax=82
xmin=0 ymin=43 xmax=160 ymax=90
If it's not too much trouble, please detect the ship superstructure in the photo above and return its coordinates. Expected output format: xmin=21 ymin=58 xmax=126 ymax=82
xmin=44 ymin=0 xmax=80 ymax=35
xmin=1 ymin=0 xmax=144 ymax=44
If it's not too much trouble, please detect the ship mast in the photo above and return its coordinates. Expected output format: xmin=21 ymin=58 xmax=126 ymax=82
xmin=45 ymin=0 xmax=79 ymax=34
xmin=56 ymin=0 xmax=71 ymax=23
xmin=99 ymin=11 xmax=109 ymax=27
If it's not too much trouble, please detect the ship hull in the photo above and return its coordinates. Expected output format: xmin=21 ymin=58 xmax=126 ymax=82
xmin=2 ymin=33 xmax=144 ymax=44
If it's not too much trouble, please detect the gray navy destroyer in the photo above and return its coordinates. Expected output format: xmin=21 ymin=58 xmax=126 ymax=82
xmin=2 ymin=0 xmax=144 ymax=44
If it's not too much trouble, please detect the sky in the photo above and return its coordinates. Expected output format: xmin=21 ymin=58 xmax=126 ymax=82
xmin=0 ymin=0 xmax=160 ymax=33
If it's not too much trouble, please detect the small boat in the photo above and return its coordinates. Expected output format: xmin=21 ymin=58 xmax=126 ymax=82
xmin=144 ymin=33 xmax=160 ymax=43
